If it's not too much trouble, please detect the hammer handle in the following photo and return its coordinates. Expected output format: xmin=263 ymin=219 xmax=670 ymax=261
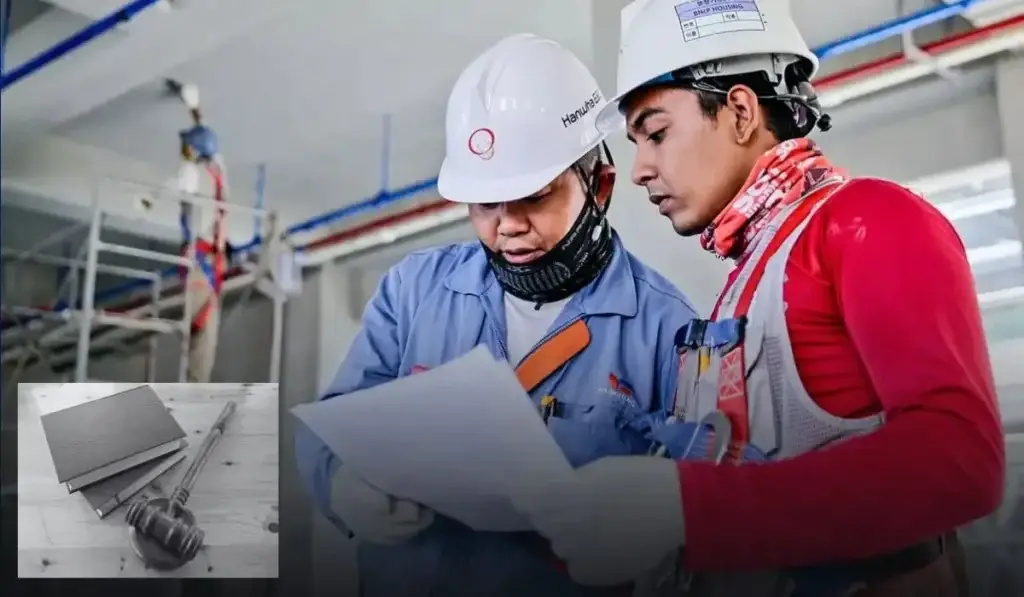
xmin=170 ymin=400 xmax=237 ymax=510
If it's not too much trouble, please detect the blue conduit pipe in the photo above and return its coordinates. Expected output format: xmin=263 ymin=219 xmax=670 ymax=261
xmin=34 ymin=1 xmax=982 ymax=314
xmin=811 ymin=0 xmax=977 ymax=59
xmin=252 ymin=163 xmax=267 ymax=245
xmin=0 ymin=0 xmax=164 ymax=91
xmin=286 ymin=176 xmax=439 ymax=236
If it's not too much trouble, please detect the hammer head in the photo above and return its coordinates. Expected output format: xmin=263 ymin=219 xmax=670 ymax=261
xmin=126 ymin=496 xmax=205 ymax=569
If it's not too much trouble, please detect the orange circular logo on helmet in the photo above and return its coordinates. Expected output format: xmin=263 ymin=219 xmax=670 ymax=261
xmin=467 ymin=128 xmax=495 ymax=160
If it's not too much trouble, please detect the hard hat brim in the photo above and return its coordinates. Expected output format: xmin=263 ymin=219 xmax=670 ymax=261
xmin=437 ymin=154 xmax=579 ymax=205
xmin=596 ymin=93 xmax=630 ymax=136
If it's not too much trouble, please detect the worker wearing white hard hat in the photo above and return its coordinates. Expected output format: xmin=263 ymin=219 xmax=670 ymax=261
xmin=294 ymin=33 xmax=698 ymax=597
xmin=512 ymin=2 xmax=999 ymax=596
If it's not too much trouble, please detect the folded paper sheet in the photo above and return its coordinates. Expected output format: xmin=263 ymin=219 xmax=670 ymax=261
xmin=291 ymin=346 xmax=573 ymax=532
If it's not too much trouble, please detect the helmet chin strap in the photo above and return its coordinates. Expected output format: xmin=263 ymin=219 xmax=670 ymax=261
xmin=484 ymin=142 xmax=617 ymax=305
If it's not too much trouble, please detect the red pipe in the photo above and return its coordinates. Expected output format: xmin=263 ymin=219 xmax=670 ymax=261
xmin=814 ymin=13 xmax=1024 ymax=89
xmin=301 ymin=198 xmax=456 ymax=252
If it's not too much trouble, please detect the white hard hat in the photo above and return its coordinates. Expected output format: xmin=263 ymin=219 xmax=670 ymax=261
xmin=438 ymin=34 xmax=609 ymax=204
xmin=597 ymin=0 xmax=818 ymax=133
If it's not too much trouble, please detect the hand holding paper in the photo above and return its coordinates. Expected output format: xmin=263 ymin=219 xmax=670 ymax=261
xmin=510 ymin=455 xmax=685 ymax=587
xmin=330 ymin=464 xmax=435 ymax=545
xmin=291 ymin=346 xmax=574 ymax=532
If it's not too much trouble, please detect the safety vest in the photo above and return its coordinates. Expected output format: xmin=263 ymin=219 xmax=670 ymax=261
xmin=673 ymin=179 xmax=884 ymax=463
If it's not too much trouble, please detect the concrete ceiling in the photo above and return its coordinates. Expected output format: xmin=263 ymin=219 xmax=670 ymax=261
xmin=0 ymin=0 xmax=1012 ymax=241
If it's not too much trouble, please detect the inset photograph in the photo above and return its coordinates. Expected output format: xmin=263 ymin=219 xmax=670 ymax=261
xmin=17 ymin=382 xmax=279 ymax=578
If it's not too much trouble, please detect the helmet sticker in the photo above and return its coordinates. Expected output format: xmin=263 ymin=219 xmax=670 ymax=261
xmin=468 ymin=128 xmax=496 ymax=160
xmin=674 ymin=0 xmax=766 ymax=42
xmin=562 ymin=89 xmax=603 ymax=128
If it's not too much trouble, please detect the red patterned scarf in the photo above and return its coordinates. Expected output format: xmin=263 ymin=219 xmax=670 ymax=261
xmin=699 ymin=138 xmax=846 ymax=259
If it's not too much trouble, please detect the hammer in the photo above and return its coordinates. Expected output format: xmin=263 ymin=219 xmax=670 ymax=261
xmin=126 ymin=400 xmax=237 ymax=570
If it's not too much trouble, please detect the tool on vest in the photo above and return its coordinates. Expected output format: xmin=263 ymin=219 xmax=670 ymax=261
xmin=648 ymin=410 xmax=738 ymax=464
xmin=539 ymin=395 xmax=558 ymax=424
xmin=666 ymin=316 xmax=757 ymax=461
xmin=126 ymin=401 xmax=236 ymax=570
xmin=675 ymin=318 xmax=746 ymax=353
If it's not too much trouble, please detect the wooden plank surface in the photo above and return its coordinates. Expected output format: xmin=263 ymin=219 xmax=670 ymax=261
xmin=17 ymin=382 xmax=279 ymax=578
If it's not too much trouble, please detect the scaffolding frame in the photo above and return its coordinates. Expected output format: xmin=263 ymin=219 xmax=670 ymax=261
xmin=1 ymin=175 xmax=288 ymax=384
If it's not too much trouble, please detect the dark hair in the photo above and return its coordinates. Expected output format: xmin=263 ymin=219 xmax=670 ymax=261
xmin=691 ymin=71 xmax=803 ymax=142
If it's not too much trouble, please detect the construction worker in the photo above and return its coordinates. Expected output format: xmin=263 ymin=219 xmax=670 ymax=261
xmin=175 ymin=81 xmax=231 ymax=383
xmin=511 ymin=2 xmax=1004 ymax=596
xmin=294 ymin=34 xmax=698 ymax=597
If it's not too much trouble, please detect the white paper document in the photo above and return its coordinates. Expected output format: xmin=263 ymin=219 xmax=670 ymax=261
xmin=291 ymin=346 xmax=573 ymax=532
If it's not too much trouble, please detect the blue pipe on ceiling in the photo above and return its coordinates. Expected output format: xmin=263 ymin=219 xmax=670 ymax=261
xmin=286 ymin=177 xmax=440 ymax=236
xmin=811 ymin=0 xmax=977 ymax=60
xmin=0 ymin=0 xmax=163 ymax=91
xmin=21 ymin=0 xmax=982 ymax=314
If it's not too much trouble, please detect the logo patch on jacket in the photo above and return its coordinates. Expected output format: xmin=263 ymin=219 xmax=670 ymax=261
xmin=598 ymin=372 xmax=634 ymax=405
xmin=410 ymin=365 xmax=430 ymax=375
xmin=608 ymin=373 xmax=633 ymax=397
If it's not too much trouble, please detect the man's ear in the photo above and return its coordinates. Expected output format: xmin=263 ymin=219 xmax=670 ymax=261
xmin=725 ymin=84 xmax=761 ymax=145
xmin=593 ymin=163 xmax=617 ymax=209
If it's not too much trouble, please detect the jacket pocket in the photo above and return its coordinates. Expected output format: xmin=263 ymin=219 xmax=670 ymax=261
xmin=545 ymin=395 xmax=649 ymax=468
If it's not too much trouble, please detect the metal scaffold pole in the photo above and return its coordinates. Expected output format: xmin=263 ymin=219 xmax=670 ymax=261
xmin=74 ymin=188 xmax=103 ymax=382
xmin=270 ymin=290 xmax=284 ymax=384
xmin=178 ymin=206 xmax=196 ymax=383
xmin=3 ymin=170 xmax=285 ymax=384
xmin=146 ymin=276 xmax=162 ymax=382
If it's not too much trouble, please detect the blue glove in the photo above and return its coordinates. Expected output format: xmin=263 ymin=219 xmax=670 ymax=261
xmin=648 ymin=417 xmax=769 ymax=463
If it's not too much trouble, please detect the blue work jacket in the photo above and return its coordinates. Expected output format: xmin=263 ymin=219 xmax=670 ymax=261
xmin=295 ymin=235 xmax=697 ymax=597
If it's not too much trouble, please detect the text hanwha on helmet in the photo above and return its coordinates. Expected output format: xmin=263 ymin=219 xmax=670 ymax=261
xmin=468 ymin=128 xmax=496 ymax=160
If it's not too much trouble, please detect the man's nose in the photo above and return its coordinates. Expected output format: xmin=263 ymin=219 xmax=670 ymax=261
xmin=631 ymin=147 xmax=657 ymax=187
xmin=496 ymin=202 xmax=531 ymax=236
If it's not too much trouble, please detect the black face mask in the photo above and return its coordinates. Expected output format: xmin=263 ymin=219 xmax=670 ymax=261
xmin=483 ymin=143 xmax=616 ymax=305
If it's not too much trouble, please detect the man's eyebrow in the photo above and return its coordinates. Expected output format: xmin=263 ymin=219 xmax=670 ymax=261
xmin=625 ymin=107 xmax=666 ymax=143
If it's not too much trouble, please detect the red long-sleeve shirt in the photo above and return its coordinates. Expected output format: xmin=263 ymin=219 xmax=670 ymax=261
xmin=679 ymin=178 xmax=1005 ymax=570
